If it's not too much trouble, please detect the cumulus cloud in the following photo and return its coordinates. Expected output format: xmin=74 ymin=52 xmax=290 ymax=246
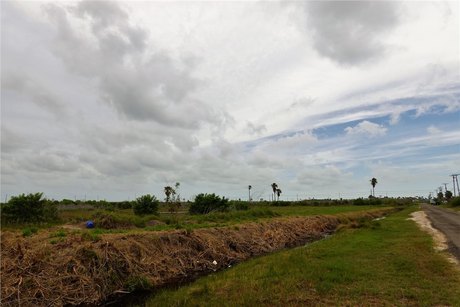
xmin=345 ymin=121 xmax=388 ymax=137
xmin=304 ymin=1 xmax=399 ymax=65
xmin=2 ymin=72 xmax=67 ymax=117
xmin=1 ymin=127 xmax=26 ymax=154
xmin=43 ymin=1 xmax=223 ymax=128
xmin=246 ymin=122 xmax=267 ymax=136
xmin=1 ymin=1 xmax=459 ymax=200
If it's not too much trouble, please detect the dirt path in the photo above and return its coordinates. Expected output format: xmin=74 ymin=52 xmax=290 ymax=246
xmin=421 ymin=204 xmax=460 ymax=262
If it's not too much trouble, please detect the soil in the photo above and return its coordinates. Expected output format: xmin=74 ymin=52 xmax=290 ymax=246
xmin=1 ymin=209 xmax=394 ymax=306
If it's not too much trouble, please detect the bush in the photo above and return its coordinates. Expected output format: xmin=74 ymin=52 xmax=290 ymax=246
xmin=270 ymin=201 xmax=290 ymax=206
xmin=22 ymin=227 xmax=38 ymax=237
xmin=2 ymin=193 xmax=58 ymax=223
xmin=189 ymin=193 xmax=229 ymax=214
xmin=449 ymin=197 xmax=460 ymax=207
xmin=230 ymin=200 xmax=249 ymax=211
xmin=117 ymin=201 xmax=133 ymax=209
xmin=133 ymin=194 xmax=159 ymax=216
xmin=91 ymin=212 xmax=150 ymax=229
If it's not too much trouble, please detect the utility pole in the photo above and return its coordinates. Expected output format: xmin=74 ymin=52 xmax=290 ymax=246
xmin=451 ymin=174 xmax=460 ymax=197
xmin=442 ymin=183 xmax=449 ymax=193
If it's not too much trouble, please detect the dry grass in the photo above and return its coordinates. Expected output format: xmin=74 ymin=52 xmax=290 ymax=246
xmin=1 ymin=209 xmax=394 ymax=306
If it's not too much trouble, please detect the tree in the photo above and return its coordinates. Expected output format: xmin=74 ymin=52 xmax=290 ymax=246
xmin=445 ymin=190 xmax=453 ymax=200
xmin=271 ymin=183 xmax=278 ymax=201
xmin=2 ymin=192 xmax=57 ymax=223
xmin=133 ymin=194 xmax=159 ymax=216
xmin=370 ymin=178 xmax=378 ymax=197
xmin=164 ymin=186 xmax=175 ymax=203
xmin=437 ymin=191 xmax=444 ymax=201
xmin=248 ymin=185 xmax=252 ymax=202
xmin=276 ymin=188 xmax=282 ymax=201
xmin=169 ymin=182 xmax=181 ymax=214
xmin=174 ymin=182 xmax=181 ymax=200
xmin=189 ymin=193 xmax=229 ymax=214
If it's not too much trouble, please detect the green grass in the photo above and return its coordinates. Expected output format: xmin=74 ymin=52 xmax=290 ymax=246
xmin=145 ymin=207 xmax=460 ymax=306
xmin=268 ymin=204 xmax=387 ymax=216
xmin=21 ymin=226 xmax=38 ymax=237
xmin=2 ymin=204 xmax=394 ymax=233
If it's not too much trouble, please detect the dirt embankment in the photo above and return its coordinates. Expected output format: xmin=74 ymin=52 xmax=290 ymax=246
xmin=1 ymin=209 xmax=394 ymax=306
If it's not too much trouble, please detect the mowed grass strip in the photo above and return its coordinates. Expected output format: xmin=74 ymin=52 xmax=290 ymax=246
xmin=145 ymin=207 xmax=460 ymax=306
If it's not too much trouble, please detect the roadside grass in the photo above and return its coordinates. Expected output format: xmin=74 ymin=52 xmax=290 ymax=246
xmin=268 ymin=204 xmax=388 ymax=217
xmin=441 ymin=203 xmax=460 ymax=212
xmin=145 ymin=207 xmax=460 ymax=306
xmin=441 ymin=205 xmax=460 ymax=212
xmin=441 ymin=197 xmax=460 ymax=211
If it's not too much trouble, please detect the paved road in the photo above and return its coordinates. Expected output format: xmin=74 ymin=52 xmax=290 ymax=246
xmin=422 ymin=204 xmax=460 ymax=261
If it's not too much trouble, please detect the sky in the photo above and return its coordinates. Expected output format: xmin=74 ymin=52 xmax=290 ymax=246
xmin=1 ymin=0 xmax=459 ymax=202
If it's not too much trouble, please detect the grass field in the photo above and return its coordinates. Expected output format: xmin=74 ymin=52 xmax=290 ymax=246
xmin=268 ymin=205 xmax=386 ymax=216
xmin=2 ymin=204 xmax=392 ymax=233
xmin=144 ymin=207 xmax=460 ymax=306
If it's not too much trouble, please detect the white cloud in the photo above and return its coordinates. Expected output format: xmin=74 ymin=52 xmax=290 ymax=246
xmin=1 ymin=1 xmax=459 ymax=200
xmin=427 ymin=125 xmax=442 ymax=135
xmin=345 ymin=121 xmax=388 ymax=138
xmin=303 ymin=1 xmax=400 ymax=66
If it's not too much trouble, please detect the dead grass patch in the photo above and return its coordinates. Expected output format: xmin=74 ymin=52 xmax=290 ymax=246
xmin=0 ymin=208 xmax=394 ymax=306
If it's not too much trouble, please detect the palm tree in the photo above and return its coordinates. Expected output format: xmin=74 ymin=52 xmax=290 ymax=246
xmin=164 ymin=186 xmax=175 ymax=202
xmin=271 ymin=183 xmax=278 ymax=201
xmin=276 ymin=188 xmax=282 ymax=201
xmin=248 ymin=185 xmax=252 ymax=202
xmin=370 ymin=178 xmax=378 ymax=197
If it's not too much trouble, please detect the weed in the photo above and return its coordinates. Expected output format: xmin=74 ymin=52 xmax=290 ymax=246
xmin=22 ymin=227 xmax=38 ymax=237
xmin=76 ymin=248 xmax=99 ymax=263
xmin=50 ymin=230 xmax=66 ymax=238
xmin=124 ymin=275 xmax=153 ymax=292
xmin=184 ymin=226 xmax=193 ymax=235
xmin=49 ymin=238 xmax=64 ymax=244
xmin=80 ymin=231 xmax=101 ymax=242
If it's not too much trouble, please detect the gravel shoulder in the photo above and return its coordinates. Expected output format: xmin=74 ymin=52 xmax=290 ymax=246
xmin=421 ymin=204 xmax=460 ymax=262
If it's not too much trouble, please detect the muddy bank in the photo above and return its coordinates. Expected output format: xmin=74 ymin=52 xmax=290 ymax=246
xmin=1 ymin=209 xmax=394 ymax=306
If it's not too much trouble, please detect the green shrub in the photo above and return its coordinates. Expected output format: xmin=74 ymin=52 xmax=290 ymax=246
xmin=189 ymin=193 xmax=229 ymax=214
xmin=61 ymin=199 xmax=75 ymax=205
xmin=117 ymin=201 xmax=133 ymax=209
xmin=2 ymin=193 xmax=58 ymax=223
xmin=133 ymin=194 xmax=159 ymax=216
xmin=270 ymin=201 xmax=290 ymax=206
xmin=449 ymin=197 xmax=460 ymax=207
xmin=368 ymin=198 xmax=382 ymax=206
xmin=22 ymin=227 xmax=38 ymax=237
xmin=230 ymin=200 xmax=249 ymax=211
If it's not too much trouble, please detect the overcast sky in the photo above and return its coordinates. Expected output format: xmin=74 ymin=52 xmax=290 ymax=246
xmin=1 ymin=1 xmax=459 ymax=201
